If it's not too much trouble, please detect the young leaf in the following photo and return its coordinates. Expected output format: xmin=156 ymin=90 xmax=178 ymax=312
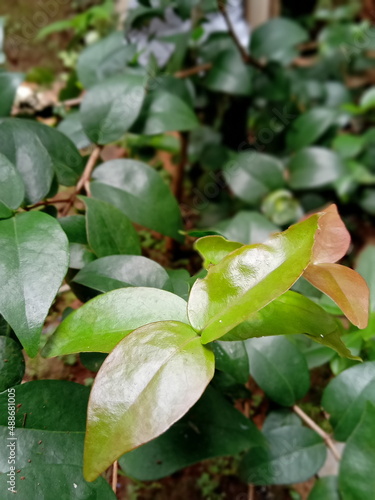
xmin=240 ymin=425 xmax=326 ymax=485
xmin=42 ymin=288 xmax=189 ymax=356
xmin=338 ymin=403 xmax=375 ymax=500
xmin=80 ymin=72 xmax=146 ymax=144
xmin=82 ymin=196 xmax=141 ymax=257
xmin=119 ymin=387 xmax=265 ymax=481
xmin=245 ymin=337 xmax=310 ymax=406
xmin=83 ymin=321 xmax=215 ymax=481
xmin=195 ymin=235 xmax=242 ymax=268
xmin=188 ymin=215 xmax=319 ymax=343
xmin=91 ymin=159 xmax=183 ymax=240
xmin=322 ymin=362 xmax=375 ymax=441
xmin=0 ymin=212 xmax=69 ymax=356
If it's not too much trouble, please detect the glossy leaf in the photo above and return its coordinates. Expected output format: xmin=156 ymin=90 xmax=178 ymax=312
xmin=84 ymin=321 xmax=215 ymax=481
xmin=245 ymin=337 xmax=310 ymax=406
xmin=91 ymin=159 xmax=183 ymax=239
xmin=77 ymin=32 xmax=136 ymax=88
xmin=131 ymin=76 xmax=198 ymax=135
xmin=80 ymin=73 xmax=146 ymax=144
xmin=82 ymin=197 xmax=141 ymax=257
xmin=0 ymin=336 xmax=25 ymax=391
xmin=0 ymin=119 xmax=84 ymax=203
xmin=188 ymin=215 xmax=319 ymax=343
xmin=0 ymin=152 xmax=24 ymax=218
xmin=211 ymin=341 xmax=249 ymax=384
xmin=309 ymin=476 xmax=340 ymax=500
xmin=224 ymin=152 xmax=284 ymax=205
xmin=119 ymin=387 xmax=265 ymax=481
xmin=288 ymin=147 xmax=347 ymax=190
xmin=195 ymin=235 xmax=242 ymax=268
xmin=214 ymin=211 xmax=279 ymax=245
xmin=73 ymin=255 xmax=170 ymax=293
xmin=42 ymin=288 xmax=189 ymax=356
xmin=240 ymin=425 xmax=326 ymax=485
xmin=69 ymin=243 xmax=96 ymax=270
xmin=338 ymin=403 xmax=375 ymax=500
xmin=287 ymin=108 xmax=338 ymax=151
xmin=0 ymin=212 xmax=69 ymax=356
xmin=0 ymin=71 xmax=24 ymax=116
xmin=322 ymin=362 xmax=375 ymax=441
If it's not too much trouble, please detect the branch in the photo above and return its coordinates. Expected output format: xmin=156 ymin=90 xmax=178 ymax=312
xmin=174 ymin=62 xmax=212 ymax=78
xmin=292 ymin=405 xmax=341 ymax=461
xmin=172 ymin=132 xmax=189 ymax=203
xmin=24 ymin=198 xmax=72 ymax=211
xmin=111 ymin=460 xmax=118 ymax=493
xmin=61 ymin=145 xmax=103 ymax=216
xmin=217 ymin=1 xmax=265 ymax=72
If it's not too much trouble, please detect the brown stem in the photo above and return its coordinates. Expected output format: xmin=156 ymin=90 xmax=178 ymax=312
xmin=292 ymin=405 xmax=341 ymax=461
xmin=24 ymin=198 xmax=72 ymax=211
xmin=61 ymin=145 xmax=103 ymax=216
xmin=217 ymin=1 xmax=265 ymax=72
xmin=172 ymin=132 xmax=189 ymax=203
xmin=111 ymin=461 xmax=118 ymax=493
xmin=248 ymin=483 xmax=255 ymax=500
xmin=174 ymin=62 xmax=212 ymax=78
xmin=60 ymin=96 xmax=85 ymax=108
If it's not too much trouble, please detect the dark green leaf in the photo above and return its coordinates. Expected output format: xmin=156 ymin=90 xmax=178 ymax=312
xmin=0 ymin=71 xmax=24 ymax=116
xmin=119 ymin=387 xmax=265 ymax=481
xmin=333 ymin=134 xmax=365 ymax=159
xmin=0 ymin=119 xmax=84 ymax=203
xmin=91 ymin=159 xmax=183 ymax=239
xmin=43 ymin=288 xmax=189 ymax=356
xmin=245 ymin=337 xmax=310 ymax=406
xmin=82 ymin=197 xmax=141 ymax=257
xmin=0 ymin=336 xmax=24 ymax=391
xmin=224 ymin=152 xmax=284 ymax=205
xmin=356 ymin=245 xmax=375 ymax=311
xmin=80 ymin=73 xmax=146 ymax=144
xmin=68 ymin=243 xmax=96 ymax=270
xmin=262 ymin=410 xmax=302 ymax=433
xmin=0 ymin=152 xmax=24 ymax=218
xmin=214 ymin=211 xmax=279 ymax=245
xmin=80 ymin=352 xmax=107 ymax=372
xmin=59 ymin=215 xmax=88 ymax=245
xmin=57 ymin=112 xmax=91 ymax=150
xmin=287 ymin=108 xmax=338 ymax=151
xmin=309 ymin=476 xmax=340 ymax=500
xmin=322 ymin=362 xmax=375 ymax=441
xmin=211 ymin=341 xmax=249 ymax=384
xmin=84 ymin=321 xmax=215 ymax=481
xmin=0 ymin=212 xmax=69 ymax=356
xmin=288 ymin=147 xmax=347 ymax=189
xmin=73 ymin=255 xmax=170 ymax=292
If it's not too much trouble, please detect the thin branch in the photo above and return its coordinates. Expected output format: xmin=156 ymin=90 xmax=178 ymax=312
xmin=61 ymin=145 xmax=103 ymax=216
xmin=217 ymin=1 xmax=265 ymax=72
xmin=174 ymin=62 xmax=212 ymax=78
xmin=248 ymin=483 xmax=255 ymax=500
xmin=24 ymin=198 xmax=72 ymax=211
xmin=59 ymin=96 xmax=84 ymax=108
xmin=172 ymin=132 xmax=189 ymax=203
xmin=111 ymin=460 xmax=118 ymax=493
xmin=292 ymin=405 xmax=341 ymax=461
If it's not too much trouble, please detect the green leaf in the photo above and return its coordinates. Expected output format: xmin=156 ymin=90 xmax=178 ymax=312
xmin=287 ymin=108 xmax=338 ymax=151
xmin=333 ymin=134 xmax=365 ymax=159
xmin=131 ymin=76 xmax=199 ymax=135
xmin=0 ymin=71 xmax=24 ymax=116
xmin=288 ymin=147 xmax=347 ymax=190
xmin=245 ymin=337 xmax=310 ymax=406
xmin=91 ymin=159 xmax=183 ymax=239
xmin=250 ymin=18 xmax=308 ymax=65
xmin=82 ymin=197 xmax=141 ymax=257
xmin=211 ymin=341 xmax=249 ymax=384
xmin=262 ymin=410 xmax=302 ymax=433
xmin=73 ymin=255 xmax=170 ymax=292
xmin=0 ymin=152 xmax=25 ymax=218
xmin=0 ymin=465 xmax=116 ymax=499
xmin=338 ymin=403 xmax=375 ymax=500
xmin=77 ymin=32 xmax=137 ymax=89
xmin=119 ymin=387 xmax=265 ymax=481
xmin=57 ymin=112 xmax=91 ymax=150
xmin=195 ymin=235 xmax=243 ymax=268
xmin=0 ymin=212 xmax=69 ymax=356
xmin=188 ymin=215 xmax=319 ymax=343
xmin=322 ymin=361 xmax=375 ymax=441
xmin=0 ymin=336 xmax=25 ymax=391
xmin=309 ymin=476 xmax=340 ymax=500
xmin=68 ymin=243 xmax=96 ymax=270
xmin=59 ymin=215 xmax=88 ymax=245
xmin=83 ymin=320 xmax=215 ymax=481
xmin=240 ymin=425 xmax=326 ymax=485
xmin=359 ymin=86 xmax=375 ymax=112
xmin=214 ymin=211 xmax=279 ymax=245
xmin=0 ymin=119 xmax=84 ymax=203
xmin=292 ymin=335 xmax=336 ymax=369
xmin=203 ymin=47 xmax=254 ymax=96
xmin=224 ymin=152 xmax=284 ymax=205
xmin=356 ymin=245 xmax=375 ymax=311
xmin=80 ymin=72 xmax=146 ymax=144
xmin=42 ymin=288 xmax=189 ymax=356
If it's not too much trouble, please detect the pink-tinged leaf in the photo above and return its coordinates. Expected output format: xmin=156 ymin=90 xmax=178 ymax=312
xmin=312 ymin=204 xmax=351 ymax=264
xmin=304 ymin=263 xmax=369 ymax=328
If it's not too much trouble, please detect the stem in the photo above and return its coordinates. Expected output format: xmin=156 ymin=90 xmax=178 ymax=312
xmin=292 ymin=405 xmax=341 ymax=461
xmin=217 ymin=1 xmax=265 ymax=72
xmin=111 ymin=461 xmax=118 ymax=493
xmin=248 ymin=483 xmax=255 ymax=500
xmin=61 ymin=145 xmax=102 ymax=216
xmin=173 ymin=132 xmax=189 ymax=203
xmin=174 ymin=62 xmax=212 ymax=78
xmin=24 ymin=198 xmax=72 ymax=211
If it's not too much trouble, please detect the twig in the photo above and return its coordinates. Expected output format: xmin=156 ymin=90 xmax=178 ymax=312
xmin=61 ymin=145 xmax=103 ymax=216
xmin=174 ymin=62 xmax=212 ymax=78
xmin=172 ymin=132 xmax=189 ymax=203
xmin=24 ymin=198 xmax=72 ymax=211
xmin=292 ymin=405 xmax=341 ymax=461
xmin=217 ymin=1 xmax=265 ymax=72
xmin=60 ymin=96 xmax=84 ymax=108
xmin=111 ymin=460 xmax=118 ymax=493
xmin=248 ymin=483 xmax=255 ymax=500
